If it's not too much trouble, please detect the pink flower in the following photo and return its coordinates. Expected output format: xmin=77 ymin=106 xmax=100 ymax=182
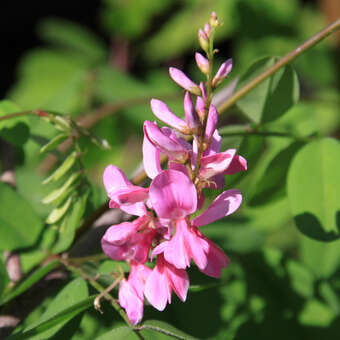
xmin=184 ymin=92 xmax=201 ymax=132
xmin=143 ymin=121 xmax=190 ymax=162
xmin=103 ymin=165 xmax=148 ymax=216
xmin=195 ymin=52 xmax=209 ymax=74
xmin=149 ymin=170 xmax=242 ymax=277
xmin=144 ymin=253 xmax=189 ymax=311
xmin=101 ymin=215 xmax=155 ymax=263
xmin=119 ymin=262 xmax=152 ymax=325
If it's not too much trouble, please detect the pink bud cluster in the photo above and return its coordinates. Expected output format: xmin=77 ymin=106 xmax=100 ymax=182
xmin=101 ymin=15 xmax=246 ymax=325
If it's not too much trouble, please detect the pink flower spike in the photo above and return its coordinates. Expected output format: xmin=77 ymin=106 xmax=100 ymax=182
xmin=195 ymin=52 xmax=209 ymax=74
xmin=144 ymin=121 xmax=188 ymax=162
xmin=144 ymin=254 xmax=189 ymax=311
xmin=150 ymin=169 xmax=197 ymax=220
xmin=184 ymin=92 xmax=200 ymax=131
xmin=205 ymin=104 xmax=218 ymax=142
xmin=192 ymin=189 xmax=242 ymax=227
xmin=169 ymin=67 xmax=201 ymax=96
xmin=150 ymin=99 xmax=188 ymax=133
xmin=223 ymin=155 xmax=248 ymax=175
xmin=143 ymin=133 xmax=162 ymax=179
xmin=212 ymin=59 xmax=233 ymax=88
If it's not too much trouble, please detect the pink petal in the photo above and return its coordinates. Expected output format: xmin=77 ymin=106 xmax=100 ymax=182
xmin=144 ymin=121 xmax=188 ymax=161
xmin=143 ymin=134 xmax=162 ymax=179
xmin=204 ymin=129 xmax=222 ymax=156
xmin=150 ymin=170 xmax=197 ymax=220
xmin=192 ymin=189 xmax=242 ymax=227
xmin=118 ymin=202 xmax=147 ymax=217
xmin=144 ymin=255 xmax=171 ymax=311
xmin=169 ymin=67 xmax=201 ymax=96
xmin=223 ymin=155 xmax=247 ymax=175
xmin=165 ymin=259 xmax=189 ymax=302
xmin=199 ymin=149 xmax=236 ymax=179
xmin=199 ymin=82 xmax=207 ymax=102
xmin=118 ymin=279 xmax=144 ymax=325
xmin=103 ymin=165 xmax=131 ymax=196
xmin=128 ymin=262 xmax=152 ymax=299
xmin=200 ymin=239 xmax=230 ymax=278
xmin=205 ymin=105 xmax=218 ymax=142
xmin=184 ymin=92 xmax=200 ymax=131
xmin=168 ymin=162 xmax=190 ymax=178
xmin=115 ymin=187 xmax=149 ymax=205
xmin=151 ymin=99 xmax=188 ymax=132
xmin=102 ymin=222 xmax=137 ymax=245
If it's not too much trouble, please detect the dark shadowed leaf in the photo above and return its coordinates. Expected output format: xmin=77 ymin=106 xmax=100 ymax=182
xmin=95 ymin=326 xmax=137 ymax=340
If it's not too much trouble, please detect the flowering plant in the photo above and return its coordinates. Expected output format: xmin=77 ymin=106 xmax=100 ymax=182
xmin=101 ymin=12 xmax=247 ymax=324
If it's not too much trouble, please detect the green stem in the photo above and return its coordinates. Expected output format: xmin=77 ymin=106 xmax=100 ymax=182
xmin=0 ymin=111 xmax=35 ymax=121
xmin=218 ymin=18 xmax=340 ymax=114
xmin=219 ymin=129 xmax=312 ymax=142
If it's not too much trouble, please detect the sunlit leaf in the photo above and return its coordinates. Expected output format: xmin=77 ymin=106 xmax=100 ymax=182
xmin=236 ymin=57 xmax=299 ymax=124
xmin=287 ymin=138 xmax=340 ymax=241
xmin=0 ymin=182 xmax=43 ymax=251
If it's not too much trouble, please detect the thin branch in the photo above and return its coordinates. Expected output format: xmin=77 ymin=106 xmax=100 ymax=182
xmin=219 ymin=17 xmax=340 ymax=114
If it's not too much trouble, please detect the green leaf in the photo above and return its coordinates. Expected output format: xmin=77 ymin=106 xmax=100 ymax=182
xmin=0 ymin=258 xmax=9 ymax=298
xmin=40 ymin=133 xmax=68 ymax=153
xmin=13 ymin=278 xmax=89 ymax=340
xmin=0 ymin=100 xmax=29 ymax=146
xmin=9 ymin=295 xmax=93 ymax=340
xmin=319 ymin=281 xmax=340 ymax=315
xmin=42 ymin=151 xmax=77 ymax=184
xmin=95 ymin=326 xmax=136 ymax=340
xmin=52 ymin=191 xmax=89 ymax=253
xmin=42 ymin=172 xmax=81 ymax=205
xmin=248 ymin=141 xmax=304 ymax=206
xmin=0 ymin=260 xmax=59 ymax=305
xmin=0 ymin=182 xmax=43 ymax=251
xmin=287 ymin=138 xmax=340 ymax=241
xmin=46 ymin=196 xmax=73 ymax=224
xmin=140 ymin=320 xmax=199 ymax=340
xmin=9 ymin=49 xmax=88 ymax=114
xmin=299 ymin=299 xmax=334 ymax=327
xmin=286 ymin=260 xmax=314 ymax=298
xmin=236 ymin=57 xmax=299 ymax=124
xmin=38 ymin=18 xmax=106 ymax=64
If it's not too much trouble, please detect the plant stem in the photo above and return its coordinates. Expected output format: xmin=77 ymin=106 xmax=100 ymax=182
xmin=218 ymin=17 xmax=340 ymax=114
xmin=0 ymin=111 xmax=35 ymax=121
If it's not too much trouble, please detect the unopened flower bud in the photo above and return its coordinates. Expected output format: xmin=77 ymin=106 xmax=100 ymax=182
xmin=204 ymin=23 xmax=211 ymax=36
xmin=212 ymin=59 xmax=232 ymax=88
xmin=209 ymin=12 xmax=219 ymax=27
xmin=196 ymin=96 xmax=206 ymax=119
xmin=195 ymin=53 xmax=209 ymax=74
xmin=184 ymin=92 xmax=200 ymax=132
xmin=169 ymin=67 xmax=201 ymax=96
xmin=198 ymin=29 xmax=209 ymax=52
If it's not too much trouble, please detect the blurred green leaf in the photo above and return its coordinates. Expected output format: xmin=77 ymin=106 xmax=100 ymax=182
xmin=42 ymin=151 xmax=77 ymax=185
xmin=299 ymin=299 xmax=334 ymax=327
xmin=236 ymin=57 xmax=299 ymax=124
xmin=0 ymin=182 xmax=43 ymax=251
xmin=319 ymin=281 xmax=340 ymax=316
xmin=0 ymin=260 xmax=59 ymax=306
xmin=248 ymin=141 xmax=304 ymax=206
xmin=143 ymin=0 xmax=237 ymax=63
xmin=9 ymin=49 xmax=88 ymax=114
xmin=100 ymin=0 xmax=172 ymax=39
xmin=38 ymin=18 xmax=106 ymax=64
xmin=0 ymin=100 xmax=30 ymax=146
xmin=40 ymin=133 xmax=68 ymax=154
xmin=52 ymin=191 xmax=89 ymax=253
xmin=0 ymin=258 xmax=9 ymax=298
xmin=10 ymin=282 xmax=92 ymax=340
xmin=287 ymin=138 xmax=340 ymax=241
xmin=286 ymin=260 xmax=314 ymax=298
xmin=46 ymin=196 xmax=73 ymax=224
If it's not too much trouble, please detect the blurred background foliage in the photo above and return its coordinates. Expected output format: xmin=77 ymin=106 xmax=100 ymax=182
xmin=0 ymin=0 xmax=340 ymax=339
